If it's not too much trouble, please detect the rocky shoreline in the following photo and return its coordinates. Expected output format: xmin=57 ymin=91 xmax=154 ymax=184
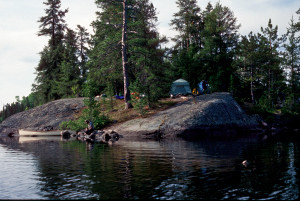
xmin=60 ymin=129 xmax=123 ymax=144
xmin=105 ymin=92 xmax=263 ymax=140
xmin=0 ymin=92 xmax=297 ymax=141
xmin=0 ymin=97 xmax=85 ymax=136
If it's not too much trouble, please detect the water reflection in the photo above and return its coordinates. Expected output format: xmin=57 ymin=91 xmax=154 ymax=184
xmin=0 ymin=142 xmax=42 ymax=199
xmin=0 ymin=135 xmax=299 ymax=200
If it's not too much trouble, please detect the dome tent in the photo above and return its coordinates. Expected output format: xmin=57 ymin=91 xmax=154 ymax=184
xmin=169 ymin=79 xmax=192 ymax=96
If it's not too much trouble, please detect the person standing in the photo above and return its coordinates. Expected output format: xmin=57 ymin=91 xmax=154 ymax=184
xmin=202 ymin=80 xmax=208 ymax=94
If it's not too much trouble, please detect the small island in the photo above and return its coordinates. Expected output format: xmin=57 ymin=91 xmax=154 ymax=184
xmin=2 ymin=92 xmax=296 ymax=142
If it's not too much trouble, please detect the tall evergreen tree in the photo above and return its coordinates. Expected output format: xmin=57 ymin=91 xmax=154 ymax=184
xmin=200 ymin=2 xmax=240 ymax=92
xmin=88 ymin=0 xmax=135 ymax=109
xmin=170 ymin=0 xmax=202 ymax=87
xmin=88 ymin=0 xmax=168 ymax=108
xmin=170 ymin=0 xmax=202 ymax=50
xmin=296 ymin=8 xmax=300 ymax=31
xmin=56 ymin=28 xmax=81 ymax=97
xmin=87 ymin=0 xmax=124 ymax=100
xmin=127 ymin=0 xmax=169 ymax=106
xmin=237 ymin=32 xmax=262 ymax=104
xmin=260 ymin=19 xmax=285 ymax=108
xmin=170 ymin=2 xmax=240 ymax=91
xmin=76 ymin=25 xmax=90 ymax=84
xmin=33 ymin=0 xmax=68 ymax=103
xmin=282 ymin=15 xmax=300 ymax=106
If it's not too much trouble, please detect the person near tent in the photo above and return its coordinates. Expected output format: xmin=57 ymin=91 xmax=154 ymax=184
xmin=202 ymin=80 xmax=210 ymax=94
xmin=198 ymin=81 xmax=204 ymax=95
xmin=202 ymin=80 xmax=207 ymax=91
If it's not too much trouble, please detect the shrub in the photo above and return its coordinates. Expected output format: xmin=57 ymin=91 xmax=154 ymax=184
xmin=60 ymin=94 xmax=110 ymax=132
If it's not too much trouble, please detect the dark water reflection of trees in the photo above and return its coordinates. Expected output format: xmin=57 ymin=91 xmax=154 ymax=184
xmin=0 ymin=136 xmax=298 ymax=200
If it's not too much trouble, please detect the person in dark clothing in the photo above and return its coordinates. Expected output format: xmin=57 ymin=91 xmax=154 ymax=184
xmin=202 ymin=80 xmax=208 ymax=93
xmin=85 ymin=120 xmax=94 ymax=135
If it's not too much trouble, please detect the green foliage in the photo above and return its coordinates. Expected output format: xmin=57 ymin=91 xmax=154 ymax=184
xmin=170 ymin=1 xmax=240 ymax=92
xmin=76 ymin=25 xmax=90 ymax=84
xmin=71 ymin=85 xmax=80 ymax=97
xmin=170 ymin=0 xmax=202 ymax=87
xmin=60 ymin=81 xmax=110 ymax=132
xmin=129 ymin=82 xmax=148 ymax=115
xmin=282 ymin=15 xmax=300 ymax=107
xmin=32 ymin=1 xmax=90 ymax=104
xmin=87 ymin=0 xmax=170 ymax=109
xmin=82 ymin=81 xmax=111 ymax=128
xmin=100 ymin=95 xmax=116 ymax=112
xmin=3 ymin=0 xmax=300 ymax=129
xmin=257 ymin=94 xmax=273 ymax=112
xmin=59 ymin=98 xmax=110 ymax=132
xmin=236 ymin=19 xmax=286 ymax=109
xmin=132 ymin=96 xmax=148 ymax=116
xmin=33 ymin=0 xmax=69 ymax=103
xmin=0 ymin=92 xmax=41 ymax=122
xmin=55 ymin=28 xmax=81 ymax=98
xmin=59 ymin=105 xmax=110 ymax=132
xmin=59 ymin=117 xmax=86 ymax=133
xmin=282 ymin=94 xmax=300 ymax=115
xmin=87 ymin=0 xmax=124 ymax=98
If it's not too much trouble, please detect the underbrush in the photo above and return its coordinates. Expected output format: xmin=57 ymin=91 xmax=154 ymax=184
xmin=241 ymin=102 xmax=300 ymax=128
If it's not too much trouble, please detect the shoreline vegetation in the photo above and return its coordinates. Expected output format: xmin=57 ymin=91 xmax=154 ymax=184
xmin=0 ymin=93 xmax=298 ymax=141
xmin=1 ymin=0 xmax=299 ymax=138
xmin=0 ymin=95 xmax=188 ymax=137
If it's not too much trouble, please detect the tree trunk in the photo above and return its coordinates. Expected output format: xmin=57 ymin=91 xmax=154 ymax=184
xmin=250 ymin=59 xmax=255 ymax=105
xmin=122 ymin=0 xmax=133 ymax=109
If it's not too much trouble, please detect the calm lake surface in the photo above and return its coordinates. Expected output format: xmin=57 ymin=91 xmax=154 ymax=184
xmin=0 ymin=134 xmax=299 ymax=200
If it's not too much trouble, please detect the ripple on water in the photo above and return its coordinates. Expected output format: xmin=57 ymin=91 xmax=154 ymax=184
xmin=0 ymin=145 xmax=43 ymax=199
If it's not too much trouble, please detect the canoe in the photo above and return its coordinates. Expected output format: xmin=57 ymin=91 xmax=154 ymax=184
xmin=18 ymin=129 xmax=61 ymax=136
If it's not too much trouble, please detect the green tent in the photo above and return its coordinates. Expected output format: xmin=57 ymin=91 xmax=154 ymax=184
xmin=169 ymin=79 xmax=192 ymax=96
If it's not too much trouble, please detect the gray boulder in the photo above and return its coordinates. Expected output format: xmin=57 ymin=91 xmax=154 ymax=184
xmin=107 ymin=92 xmax=261 ymax=139
xmin=0 ymin=98 xmax=85 ymax=135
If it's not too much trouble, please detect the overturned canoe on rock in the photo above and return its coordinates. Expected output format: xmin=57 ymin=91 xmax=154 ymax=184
xmin=19 ymin=129 xmax=61 ymax=136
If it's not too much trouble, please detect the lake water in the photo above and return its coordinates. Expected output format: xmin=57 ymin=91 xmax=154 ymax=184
xmin=0 ymin=134 xmax=298 ymax=200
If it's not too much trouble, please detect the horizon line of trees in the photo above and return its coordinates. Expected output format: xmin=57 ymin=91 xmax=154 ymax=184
xmin=1 ymin=0 xmax=299 ymax=124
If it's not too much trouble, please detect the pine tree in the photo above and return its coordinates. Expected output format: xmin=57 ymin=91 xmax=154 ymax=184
xmin=170 ymin=0 xmax=202 ymax=50
xmin=170 ymin=0 xmax=202 ymax=87
xmin=88 ymin=0 xmax=168 ymax=109
xmin=76 ymin=25 xmax=90 ymax=84
xmin=237 ymin=32 xmax=262 ymax=104
xmin=127 ymin=0 xmax=169 ymax=107
xmin=260 ymin=19 xmax=285 ymax=108
xmin=170 ymin=2 xmax=240 ymax=91
xmin=200 ymin=2 xmax=240 ymax=92
xmin=282 ymin=15 xmax=300 ymax=107
xmin=88 ymin=0 xmax=126 ymax=99
xmin=33 ymin=0 xmax=68 ymax=103
xmin=56 ymin=28 xmax=81 ymax=97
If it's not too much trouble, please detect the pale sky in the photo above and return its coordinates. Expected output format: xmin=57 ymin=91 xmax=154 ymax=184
xmin=0 ymin=0 xmax=299 ymax=108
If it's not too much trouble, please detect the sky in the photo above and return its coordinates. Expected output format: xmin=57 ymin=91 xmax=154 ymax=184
xmin=0 ymin=0 xmax=299 ymax=108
